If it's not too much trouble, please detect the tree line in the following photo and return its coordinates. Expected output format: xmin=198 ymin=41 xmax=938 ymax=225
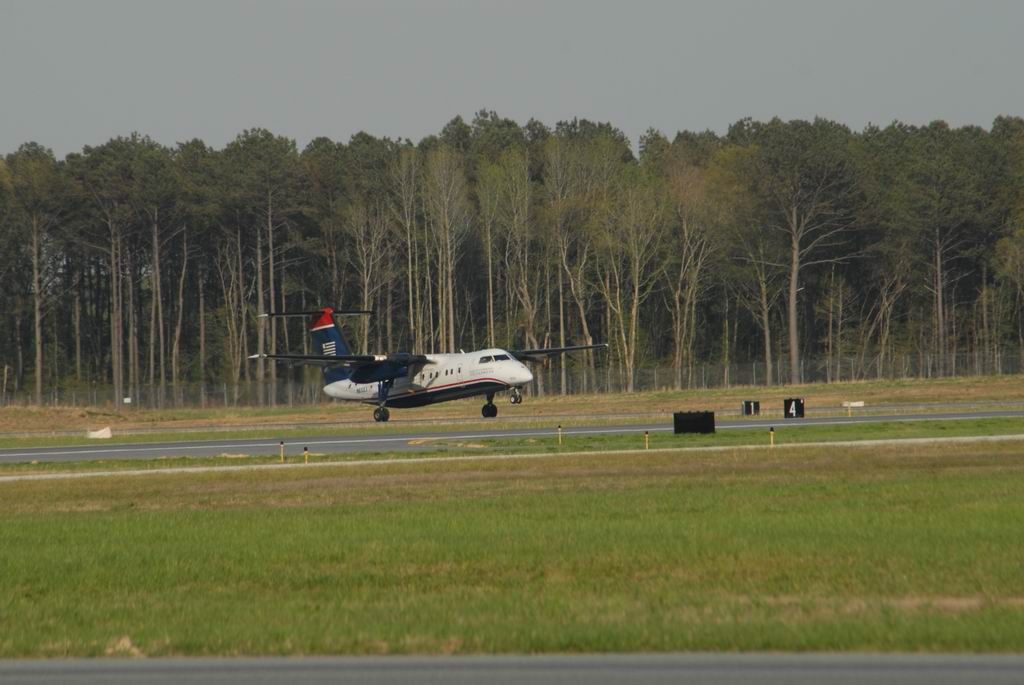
xmin=1 ymin=111 xmax=1023 ymax=405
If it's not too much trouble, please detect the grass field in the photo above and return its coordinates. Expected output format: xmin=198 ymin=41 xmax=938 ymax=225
xmin=3 ymin=373 xmax=1024 ymax=436
xmin=2 ymin=440 xmax=1023 ymax=655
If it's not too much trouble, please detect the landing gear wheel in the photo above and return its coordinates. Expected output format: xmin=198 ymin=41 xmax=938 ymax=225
xmin=481 ymin=403 xmax=498 ymax=418
xmin=373 ymin=379 xmax=394 ymax=422
xmin=509 ymin=387 xmax=523 ymax=405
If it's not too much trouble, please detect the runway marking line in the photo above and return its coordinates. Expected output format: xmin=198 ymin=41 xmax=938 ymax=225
xmin=2 ymin=433 xmax=1024 ymax=483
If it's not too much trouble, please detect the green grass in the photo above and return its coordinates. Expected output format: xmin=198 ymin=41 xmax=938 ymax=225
xmin=449 ymin=415 xmax=1024 ymax=453
xmin=1 ymin=442 xmax=1023 ymax=655
xmin=2 ymin=415 xmax=1023 ymax=475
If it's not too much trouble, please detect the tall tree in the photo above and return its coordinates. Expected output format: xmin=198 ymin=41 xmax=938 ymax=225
xmin=171 ymin=139 xmax=216 ymax=390
xmin=223 ymin=129 xmax=301 ymax=402
xmin=0 ymin=159 xmax=17 ymax=399
xmin=6 ymin=143 xmax=63 ymax=404
xmin=711 ymin=144 xmax=785 ymax=384
xmin=423 ymin=145 xmax=471 ymax=351
xmin=734 ymin=118 xmax=860 ymax=384
xmin=661 ymin=150 xmax=719 ymax=388
xmin=68 ymin=138 xmax=137 ymax=407
xmin=595 ymin=168 xmax=667 ymax=391
xmin=495 ymin=147 xmax=540 ymax=349
xmin=477 ymin=160 xmax=502 ymax=348
xmin=302 ymin=137 xmax=350 ymax=308
xmin=128 ymin=137 xmax=179 ymax=399
xmin=541 ymin=135 xmax=576 ymax=392
xmin=388 ymin=145 xmax=422 ymax=350
xmin=343 ymin=199 xmax=390 ymax=353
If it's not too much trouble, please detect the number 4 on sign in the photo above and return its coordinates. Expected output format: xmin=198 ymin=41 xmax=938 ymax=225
xmin=784 ymin=399 xmax=803 ymax=419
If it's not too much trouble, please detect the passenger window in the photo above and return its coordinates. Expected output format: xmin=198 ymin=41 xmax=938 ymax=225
xmin=479 ymin=356 xmax=493 ymax=363
xmin=493 ymin=354 xmax=510 ymax=361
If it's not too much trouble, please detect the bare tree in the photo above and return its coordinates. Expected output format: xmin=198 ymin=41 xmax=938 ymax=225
xmin=542 ymin=136 xmax=575 ymax=393
xmin=731 ymin=232 xmax=785 ymax=385
xmin=595 ymin=172 xmax=666 ymax=392
xmin=389 ymin=147 xmax=422 ymax=351
xmin=170 ymin=231 xmax=189 ymax=394
xmin=477 ymin=161 xmax=502 ymax=349
xmin=664 ymin=162 xmax=716 ymax=389
xmin=214 ymin=228 xmax=252 ymax=400
xmin=344 ymin=199 xmax=390 ymax=353
xmin=423 ymin=146 xmax=471 ymax=351
xmin=496 ymin=148 xmax=540 ymax=349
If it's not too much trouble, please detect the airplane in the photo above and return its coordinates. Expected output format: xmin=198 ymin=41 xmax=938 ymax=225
xmin=249 ymin=307 xmax=606 ymax=422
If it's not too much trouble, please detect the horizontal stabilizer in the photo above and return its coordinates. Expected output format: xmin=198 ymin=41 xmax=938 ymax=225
xmin=509 ymin=343 xmax=608 ymax=363
xmin=259 ymin=309 xmax=372 ymax=318
xmin=249 ymin=352 xmax=433 ymax=368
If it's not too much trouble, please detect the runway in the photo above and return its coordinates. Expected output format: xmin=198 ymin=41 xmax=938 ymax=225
xmin=2 ymin=654 xmax=1023 ymax=685
xmin=0 ymin=410 xmax=1021 ymax=465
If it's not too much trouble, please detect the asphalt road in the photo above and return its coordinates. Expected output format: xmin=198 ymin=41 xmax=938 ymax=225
xmin=2 ymin=655 xmax=1023 ymax=685
xmin=1 ymin=410 xmax=1021 ymax=464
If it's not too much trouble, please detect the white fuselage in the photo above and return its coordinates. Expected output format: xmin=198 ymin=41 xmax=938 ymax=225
xmin=323 ymin=348 xmax=534 ymax=407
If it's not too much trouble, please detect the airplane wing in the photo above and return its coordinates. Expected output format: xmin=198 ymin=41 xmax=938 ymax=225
xmin=249 ymin=352 xmax=434 ymax=368
xmin=508 ymin=343 xmax=608 ymax=363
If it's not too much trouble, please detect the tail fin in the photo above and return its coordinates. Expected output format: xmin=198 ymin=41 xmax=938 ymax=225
xmin=309 ymin=308 xmax=360 ymax=384
xmin=309 ymin=308 xmax=352 ymax=358
xmin=262 ymin=308 xmax=370 ymax=384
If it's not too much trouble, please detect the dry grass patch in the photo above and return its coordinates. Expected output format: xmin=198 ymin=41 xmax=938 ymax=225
xmin=4 ymin=374 xmax=1024 ymax=435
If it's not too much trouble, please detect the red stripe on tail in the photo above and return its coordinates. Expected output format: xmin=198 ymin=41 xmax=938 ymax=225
xmin=310 ymin=307 xmax=335 ymax=331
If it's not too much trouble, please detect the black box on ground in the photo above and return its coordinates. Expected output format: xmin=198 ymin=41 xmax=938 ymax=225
xmin=784 ymin=398 xmax=805 ymax=419
xmin=674 ymin=411 xmax=716 ymax=434
xmin=742 ymin=400 xmax=760 ymax=416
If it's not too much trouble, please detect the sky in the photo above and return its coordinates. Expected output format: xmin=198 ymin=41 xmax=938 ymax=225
xmin=1 ymin=0 xmax=1022 ymax=157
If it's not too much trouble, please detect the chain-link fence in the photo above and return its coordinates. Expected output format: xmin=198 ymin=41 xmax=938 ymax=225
xmin=1 ymin=350 xmax=1022 ymax=409
xmin=530 ymin=349 xmax=1024 ymax=396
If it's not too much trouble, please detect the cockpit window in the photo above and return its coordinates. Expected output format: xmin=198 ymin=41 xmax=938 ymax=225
xmin=478 ymin=356 xmax=493 ymax=363
xmin=493 ymin=354 xmax=510 ymax=361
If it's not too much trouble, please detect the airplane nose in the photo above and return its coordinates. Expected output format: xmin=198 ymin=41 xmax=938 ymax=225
xmin=520 ymin=366 xmax=534 ymax=384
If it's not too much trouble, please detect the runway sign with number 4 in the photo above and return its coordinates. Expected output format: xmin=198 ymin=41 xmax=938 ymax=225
xmin=784 ymin=398 xmax=804 ymax=418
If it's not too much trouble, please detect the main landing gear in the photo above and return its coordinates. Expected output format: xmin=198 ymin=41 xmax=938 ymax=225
xmin=373 ymin=379 xmax=394 ymax=422
xmin=509 ymin=387 xmax=523 ymax=405
xmin=482 ymin=392 xmax=498 ymax=418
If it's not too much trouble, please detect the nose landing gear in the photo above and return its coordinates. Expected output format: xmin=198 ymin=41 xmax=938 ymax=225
xmin=509 ymin=387 xmax=523 ymax=405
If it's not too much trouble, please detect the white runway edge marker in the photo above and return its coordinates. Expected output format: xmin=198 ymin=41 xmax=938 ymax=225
xmin=2 ymin=433 xmax=1023 ymax=483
